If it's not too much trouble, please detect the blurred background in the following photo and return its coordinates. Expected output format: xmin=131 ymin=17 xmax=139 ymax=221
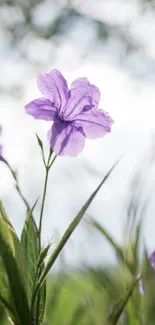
xmin=2 ymin=1 xmax=155 ymax=324
xmin=1 ymin=0 xmax=155 ymax=270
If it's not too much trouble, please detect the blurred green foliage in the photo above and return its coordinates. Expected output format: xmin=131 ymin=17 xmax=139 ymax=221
xmin=0 ymin=212 xmax=152 ymax=325
xmin=0 ymin=269 xmax=133 ymax=325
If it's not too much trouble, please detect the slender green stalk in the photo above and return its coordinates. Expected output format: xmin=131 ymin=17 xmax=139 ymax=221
xmin=38 ymin=168 xmax=49 ymax=238
xmin=35 ymin=151 xmax=56 ymax=325
xmin=38 ymin=152 xmax=56 ymax=239
xmin=48 ymin=154 xmax=57 ymax=169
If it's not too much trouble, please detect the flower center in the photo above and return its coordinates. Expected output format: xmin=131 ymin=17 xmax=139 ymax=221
xmin=59 ymin=112 xmax=64 ymax=120
xmin=58 ymin=111 xmax=70 ymax=122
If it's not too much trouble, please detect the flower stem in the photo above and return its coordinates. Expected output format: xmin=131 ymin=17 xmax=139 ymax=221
xmin=38 ymin=152 xmax=52 ymax=241
xmin=35 ymin=151 xmax=56 ymax=325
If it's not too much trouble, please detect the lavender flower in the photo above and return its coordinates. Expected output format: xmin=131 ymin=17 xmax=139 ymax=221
xmin=25 ymin=69 xmax=113 ymax=156
xmin=139 ymin=251 xmax=155 ymax=295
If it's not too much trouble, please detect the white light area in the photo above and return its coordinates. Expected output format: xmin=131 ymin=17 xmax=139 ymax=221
xmin=1 ymin=59 xmax=155 ymax=268
xmin=0 ymin=6 xmax=24 ymax=27
xmin=0 ymin=60 xmax=32 ymax=89
xmin=76 ymin=0 xmax=140 ymax=25
xmin=44 ymin=43 xmax=84 ymax=69
xmin=61 ymin=18 xmax=98 ymax=45
xmin=32 ymin=0 xmax=66 ymax=28
xmin=128 ymin=11 xmax=155 ymax=50
xmin=26 ymin=37 xmax=56 ymax=64
xmin=76 ymin=0 xmax=155 ymax=68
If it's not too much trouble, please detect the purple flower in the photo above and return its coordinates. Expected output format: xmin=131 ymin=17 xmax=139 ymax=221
xmin=25 ymin=69 xmax=113 ymax=156
xmin=139 ymin=251 xmax=155 ymax=295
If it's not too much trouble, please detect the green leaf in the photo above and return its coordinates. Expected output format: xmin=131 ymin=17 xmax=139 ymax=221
xmin=0 ymin=202 xmax=30 ymax=325
xmin=36 ymin=134 xmax=43 ymax=151
xmin=37 ymin=281 xmax=46 ymax=325
xmin=32 ymin=160 xmax=120 ymax=306
xmin=0 ymin=201 xmax=28 ymax=289
xmin=34 ymin=243 xmax=53 ymax=324
xmin=21 ymin=202 xmax=39 ymax=305
xmin=37 ymin=242 xmax=53 ymax=273
xmin=0 ymin=299 xmax=7 ymax=323
xmin=36 ymin=134 xmax=46 ymax=166
xmin=142 ymin=248 xmax=155 ymax=325
xmin=21 ymin=202 xmax=47 ymax=325
xmin=35 ymin=261 xmax=46 ymax=325
xmin=0 ymin=238 xmax=30 ymax=325
xmin=133 ymin=218 xmax=142 ymax=268
xmin=0 ymin=258 xmax=17 ymax=323
xmin=107 ymin=277 xmax=139 ymax=325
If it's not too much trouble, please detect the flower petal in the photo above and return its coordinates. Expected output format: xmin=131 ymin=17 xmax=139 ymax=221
xmin=37 ymin=69 xmax=69 ymax=109
xmin=74 ymin=108 xmax=114 ymax=139
xmin=48 ymin=119 xmax=86 ymax=156
xmin=25 ymin=98 xmax=57 ymax=121
xmin=64 ymin=77 xmax=100 ymax=120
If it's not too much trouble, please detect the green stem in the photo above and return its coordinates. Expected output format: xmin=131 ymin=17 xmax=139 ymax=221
xmin=38 ymin=152 xmax=52 ymax=241
xmin=35 ymin=152 xmax=56 ymax=325
xmin=48 ymin=154 xmax=57 ymax=169
xmin=38 ymin=168 xmax=49 ymax=243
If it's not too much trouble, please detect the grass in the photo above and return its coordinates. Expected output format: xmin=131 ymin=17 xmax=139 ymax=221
xmin=44 ymin=267 xmax=133 ymax=325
